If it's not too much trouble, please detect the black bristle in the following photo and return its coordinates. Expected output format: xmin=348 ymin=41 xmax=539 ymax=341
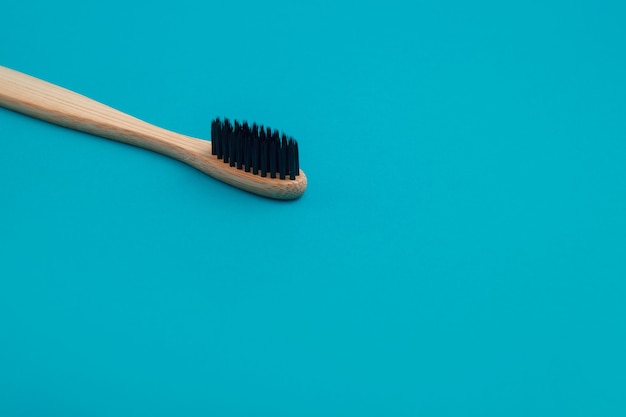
xmin=211 ymin=119 xmax=218 ymax=156
xmin=279 ymin=134 xmax=287 ymax=179
xmin=235 ymin=121 xmax=243 ymax=170
xmin=229 ymin=121 xmax=237 ymax=167
xmin=216 ymin=119 xmax=223 ymax=158
xmin=210 ymin=118 xmax=300 ymax=180
xmin=222 ymin=119 xmax=231 ymax=163
xmin=288 ymin=138 xmax=296 ymax=180
xmin=274 ymin=131 xmax=281 ymax=178
xmin=252 ymin=124 xmax=260 ymax=175
xmin=269 ymin=134 xmax=277 ymax=178
xmin=269 ymin=136 xmax=276 ymax=178
xmin=260 ymin=127 xmax=268 ymax=177
xmin=242 ymin=123 xmax=251 ymax=172
xmin=237 ymin=132 xmax=243 ymax=169
xmin=243 ymin=134 xmax=250 ymax=172
xmin=294 ymin=141 xmax=299 ymax=175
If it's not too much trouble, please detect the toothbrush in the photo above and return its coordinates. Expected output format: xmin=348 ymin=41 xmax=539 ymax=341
xmin=0 ymin=65 xmax=307 ymax=200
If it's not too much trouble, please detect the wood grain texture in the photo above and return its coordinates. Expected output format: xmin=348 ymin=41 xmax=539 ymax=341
xmin=0 ymin=66 xmax=307 ymax=200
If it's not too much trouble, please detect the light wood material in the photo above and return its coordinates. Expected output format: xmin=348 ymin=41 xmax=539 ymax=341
xmin=0 ymin=66 xmax=307 ymax=200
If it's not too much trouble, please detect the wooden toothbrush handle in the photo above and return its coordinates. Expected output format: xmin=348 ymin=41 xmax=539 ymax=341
xmin=0 ymin=65 xmax=308 ymax=200
xmin=0 ymin=65 xmax=198 ymax=159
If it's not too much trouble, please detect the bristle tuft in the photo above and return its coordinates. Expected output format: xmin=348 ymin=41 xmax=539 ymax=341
xmin=210 ymin=117 xmax=300 ymax=180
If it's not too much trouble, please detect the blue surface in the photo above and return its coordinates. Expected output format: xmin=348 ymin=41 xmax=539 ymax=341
xmin=1 ymin=1 xmax=625 ymax=415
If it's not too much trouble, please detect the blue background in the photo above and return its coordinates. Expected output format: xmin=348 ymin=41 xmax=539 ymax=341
xmin=1 ymin=0 xmax=625 ymax=415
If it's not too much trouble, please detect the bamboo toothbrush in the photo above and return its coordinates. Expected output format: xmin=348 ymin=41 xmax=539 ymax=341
xmin=0 ymin=65 xmax=307 ymax=200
